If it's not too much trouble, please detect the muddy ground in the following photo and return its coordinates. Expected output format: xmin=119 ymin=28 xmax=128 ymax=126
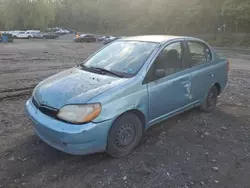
xmin=0 ymin=38 xmax=250 ymax=188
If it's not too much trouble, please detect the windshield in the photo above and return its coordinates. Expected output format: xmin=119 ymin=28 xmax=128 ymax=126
xmin=83 ymin=41 xmax=158 ymax=76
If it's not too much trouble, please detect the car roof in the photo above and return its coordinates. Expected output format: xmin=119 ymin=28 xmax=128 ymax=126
xmin=122 ymin=35 xmax=182 ymax=43
xmin=122 ymin=35 xmax=203 ymax=43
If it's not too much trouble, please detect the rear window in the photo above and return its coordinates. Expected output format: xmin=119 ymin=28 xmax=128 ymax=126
xmin=187 ymin=41 xmax=212 ymax=67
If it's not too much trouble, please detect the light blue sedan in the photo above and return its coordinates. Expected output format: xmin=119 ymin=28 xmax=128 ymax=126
xmin=26 ymin=35 xmax=228 ymax=157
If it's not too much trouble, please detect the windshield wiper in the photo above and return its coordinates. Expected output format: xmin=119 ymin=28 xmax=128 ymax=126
xmin=79 ymin=64 xmax=88 ymax=69
xmin=90 ymin=67 xmax=124 ymax=78
xmin=79 ymin=65 xmax=125 ymax=78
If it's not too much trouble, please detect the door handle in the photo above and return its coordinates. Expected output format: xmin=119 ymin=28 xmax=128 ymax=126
xmin=209 ymin=73 xmax=214 ymax=77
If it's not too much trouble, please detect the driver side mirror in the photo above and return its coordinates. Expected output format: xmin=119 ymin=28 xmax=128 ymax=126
xmin=155 ymin=69 xmax=165 ymax=79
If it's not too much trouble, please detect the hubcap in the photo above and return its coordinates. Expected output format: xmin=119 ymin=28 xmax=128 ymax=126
xmin=115 ymin=124 xmax=135 ymax=148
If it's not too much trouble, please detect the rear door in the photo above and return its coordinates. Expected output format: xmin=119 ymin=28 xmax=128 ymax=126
xmin=185 ymin=40 xmax=216 ymax=103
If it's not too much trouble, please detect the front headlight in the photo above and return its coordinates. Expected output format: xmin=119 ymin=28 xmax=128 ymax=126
xmin=57 ymin=103 xmax=101 ymax=124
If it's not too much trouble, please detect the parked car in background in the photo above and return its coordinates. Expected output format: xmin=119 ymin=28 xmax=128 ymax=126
xmin=55 ymin=29 xmax=70 ymax=35
xmin=103 ymin=36 xmax=120 ymax=44
xmin=74 ymin=34 xmax=96 ymax=43
xmin=46 ymin=27 xmax=75 ymax=34
xmin=51 ymin=27 xmax=61 ymax=32
xmin=43 ymin=32 xmax=59 ymax=39
xmin=26 ymin=30 xmax=40 ymax=34
xmin=32 ymin=32 xmax=44 ymax=39
xmin=66 ymin=29 xmax=76 ymax=34
xmin=13 ymin=31 xmax=33 ymax=39
xmin=11 ymin=31 xmax=21 ymax=38
xmin=26 ymin=35 xmax=229 ymax=157
xmin=46 ymin=28 xmax=53 ymax=32
xmin=4 ymin=31 xmax=14 ymax=35
xmin=98 ymin=36 xmax=109 ymax=42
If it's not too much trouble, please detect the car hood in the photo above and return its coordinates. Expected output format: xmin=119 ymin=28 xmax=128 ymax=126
xmin=33 ymin=67 xmax=128 ymax=109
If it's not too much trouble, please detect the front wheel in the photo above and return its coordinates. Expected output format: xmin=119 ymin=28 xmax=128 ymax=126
xmin=107 ymin=113 xmax=143 ymax=158
xmin=200 ymin=85 xmax=218 ymax=113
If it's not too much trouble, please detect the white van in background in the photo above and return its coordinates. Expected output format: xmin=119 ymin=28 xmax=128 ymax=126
xmin=13 ymin=31 xmax=33 ymax=39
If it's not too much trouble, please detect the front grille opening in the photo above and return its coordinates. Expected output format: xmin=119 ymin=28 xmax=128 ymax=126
xmin=32 ymin=97 xmax=58 ymax=118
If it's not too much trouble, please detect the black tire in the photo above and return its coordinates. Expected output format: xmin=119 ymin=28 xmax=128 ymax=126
xmin=107 ymin=113 xmax=143 ymax=158
xmin=28 ymin=36 xmax=31 ymax=39
xmin=201 ymin=85 xmax=218 ymax=113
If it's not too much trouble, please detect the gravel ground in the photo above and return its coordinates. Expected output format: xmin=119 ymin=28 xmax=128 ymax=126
xmin=0 ymin=38 xmax=250 ymax=188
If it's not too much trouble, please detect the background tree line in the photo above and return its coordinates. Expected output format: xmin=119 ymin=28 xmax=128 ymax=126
xmin=0 ymin=0 xmax=250 ymax=35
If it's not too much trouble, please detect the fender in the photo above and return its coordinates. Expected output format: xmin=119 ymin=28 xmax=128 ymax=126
xmin=89 ymin=76 xmax=149 ymax=128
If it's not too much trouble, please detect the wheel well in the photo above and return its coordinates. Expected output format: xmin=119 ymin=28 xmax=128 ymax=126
xmin=117 ymin=110 xmax=146 ymax=130
xmin=214 ymin=83 xmax=221 ymax=95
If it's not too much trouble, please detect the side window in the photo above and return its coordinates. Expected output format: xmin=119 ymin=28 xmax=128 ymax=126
xmin=147 ymin=42 xmax=183 ymax=82
xmin=187 ymin=41 xmax=212 ymax=67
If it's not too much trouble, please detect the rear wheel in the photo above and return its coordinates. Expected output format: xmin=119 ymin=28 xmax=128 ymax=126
xmin=107 ymin=113 xmax=143 ymax=158
xmin=27 ymin=36 xmax=31 ymax=39
xmin=201 ymin=85 xmax=218 ymax=113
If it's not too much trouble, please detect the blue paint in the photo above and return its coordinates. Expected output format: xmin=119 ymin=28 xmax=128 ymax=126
xmin=25 ymin=35 xmax=228 ymax=155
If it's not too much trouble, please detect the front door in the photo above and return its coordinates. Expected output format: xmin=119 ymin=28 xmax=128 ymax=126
xmin=146 ymin=41 xmax=192 ymax=125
